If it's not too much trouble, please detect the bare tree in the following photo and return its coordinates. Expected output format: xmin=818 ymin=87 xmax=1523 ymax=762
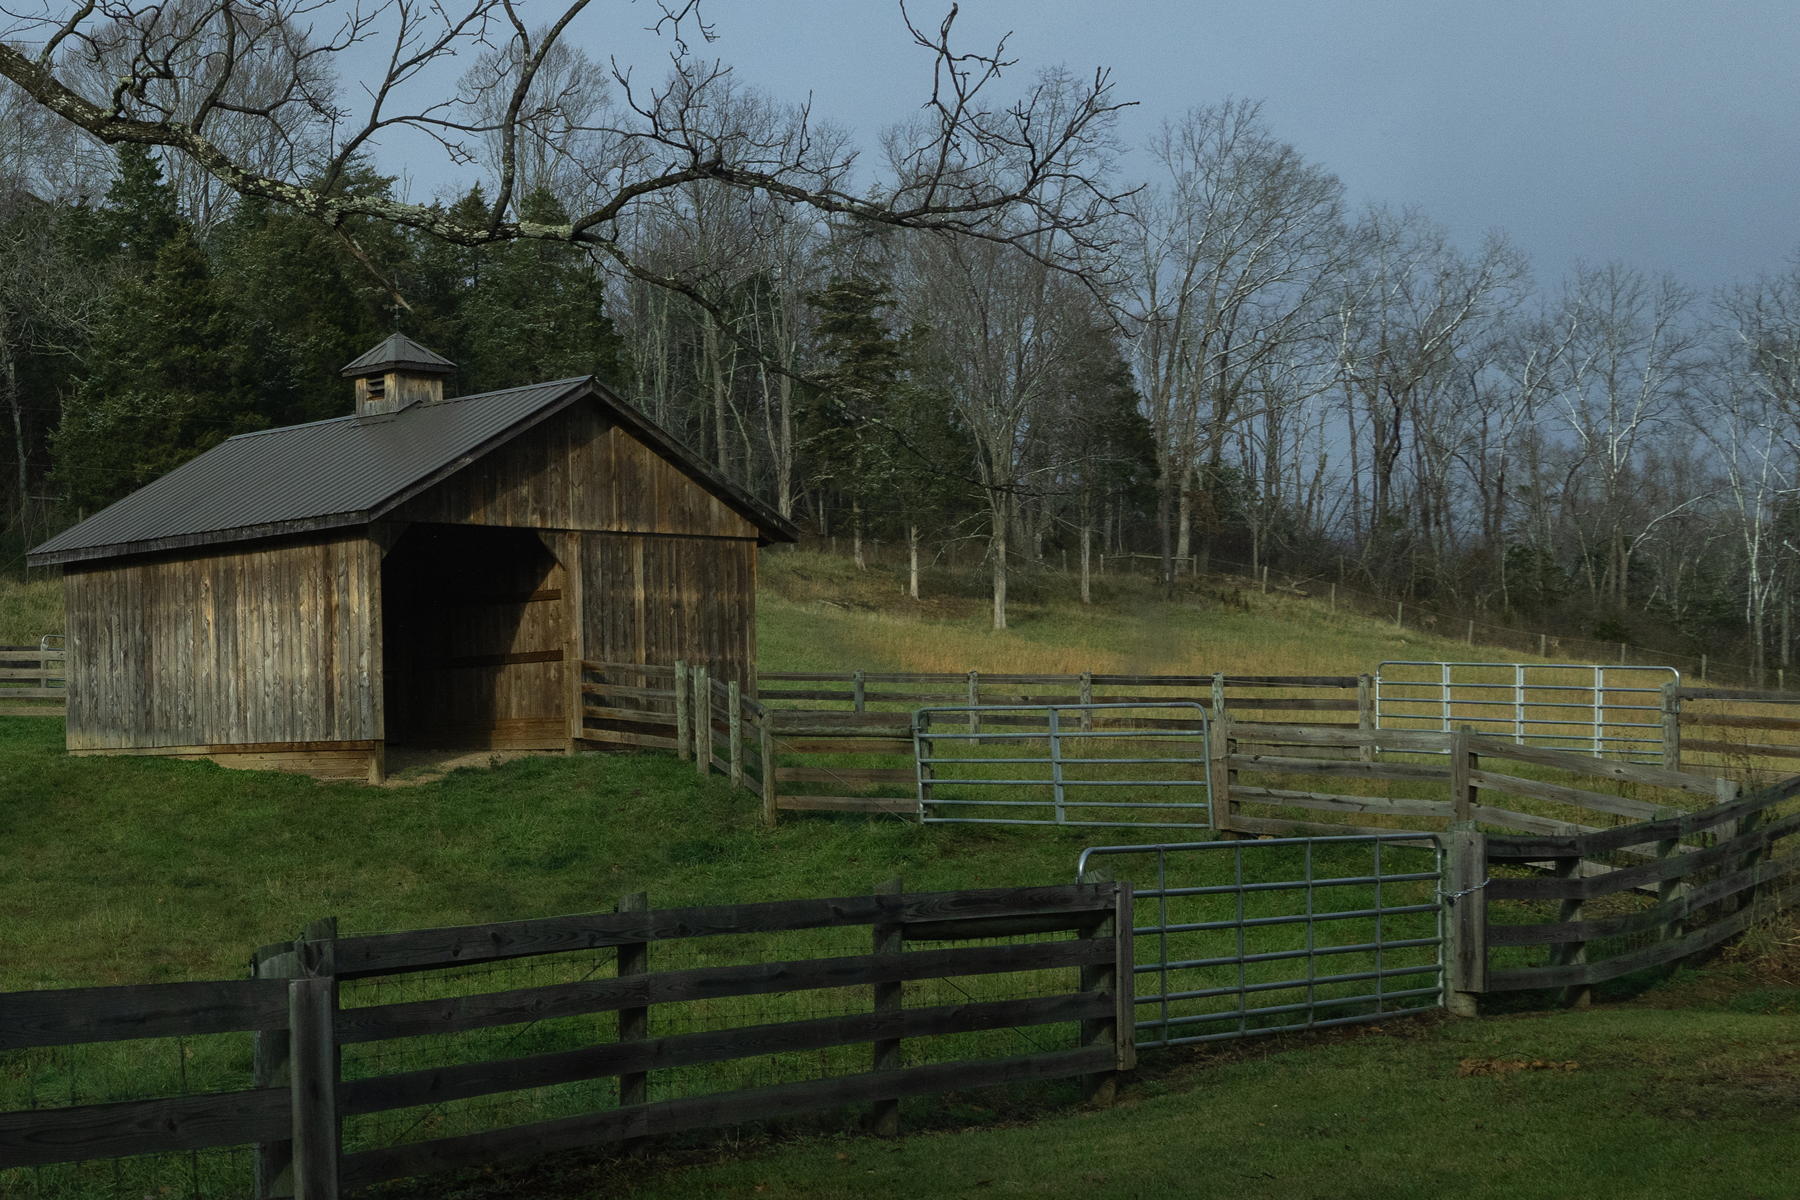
xmin=0 ymin=2 xmax=1130 ymax=316
xmin=1125 ymin=100 xmax=1344 ymax=592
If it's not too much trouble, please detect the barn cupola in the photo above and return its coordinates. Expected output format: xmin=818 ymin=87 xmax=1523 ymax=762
xmin=340 ymin=333 xmax=456 ymax=416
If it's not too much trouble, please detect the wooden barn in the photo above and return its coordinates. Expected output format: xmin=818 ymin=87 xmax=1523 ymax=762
xmin=28 ymin=334 xmax=796 ymax=781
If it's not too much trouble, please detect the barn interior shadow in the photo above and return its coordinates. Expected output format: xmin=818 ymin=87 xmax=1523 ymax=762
xmin=381 ymin=524 xmax=569 ymax=757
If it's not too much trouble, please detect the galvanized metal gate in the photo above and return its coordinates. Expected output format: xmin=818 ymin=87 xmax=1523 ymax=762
xmin=913 ymin=702 xmax=1211 ymax=828
xmin=1077 ymin=835 xmax=1445 ymax=1047
xmin=1375 ymin=661 xmax=1679 ymax=761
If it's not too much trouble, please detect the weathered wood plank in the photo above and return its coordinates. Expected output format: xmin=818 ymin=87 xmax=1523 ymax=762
xmin=1485 ymin=773 xmax=1800 ymax=860
xmin=341 ymin=993 xmax=1105 ymax=1117
xmin=773 ymin=767 xmax=915 ymax=785
xmin=0 ymin=979 xmax=289 ymax=1049
xmin=777 ymin=795 xmax=917 ymax=813
xmin=339 ymin=1045 xmax=1113 ymax=1189
xmin=1679 ymin=737 xmax=1800 ymax=761
xmin=0 ymin=1088 xmax=290 ymax=1167
xmin=336 ymin=939 xmax=1112 ymax=1043
xmin=1465 ymin=734 xmax=1723 ymax=796
xmin=771 ymin=738 xmax=915 ymax=755
xmin=1680 ymin=712 xmax=1800 ymax=733
xmin=580 ymin=729 xmax=682 ymax=752
xmin=333 ymin=885 xmax=1112 ymax=978
xmin=1227 ymin=755 xmax=1452 ymax=783
xmin=1486 ymin=806 xmax=1800 ymax=901
xmin=1229 ymin=785 xmax=1453 ymax=819
xmin=1484 ymin=876 xmax=1800 ymax=991
xmin=1466 ymin=769 xmax=1663 ymax=821
xmin=1672 ymin=686 xmax=1800 ymax=703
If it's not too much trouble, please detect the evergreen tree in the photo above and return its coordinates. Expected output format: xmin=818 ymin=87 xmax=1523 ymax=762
xmin=53 ymin=230 xmax=260 ymax=508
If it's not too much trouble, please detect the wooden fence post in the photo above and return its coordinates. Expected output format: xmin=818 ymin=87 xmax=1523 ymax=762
xmin=728 ymin=681 xmax=744 ymax=790
xmin=1547 ymin=857 xmax=1591 ymax=1009
xmin=674 ymin=660 xmax=690 ymax=762
xmin=1358 ymin=674 xmax=1374 ymax=763
xmin=1655 ymin=808 xmax=1683 ymax=946
xmin=760 ymin=715 xmax=778 ymax=826
xmin=1079 ymin=671 xmax=1093 ymax=733
xmin=252 ymin=942 xmax=301 ymax=1199
xmin=1444 ymin=825 xmax=1487 ymax=1017
xmin=694 ymin=665 xmax=710 ymax=777
xmin=1081 ymin=882 xmax=1134 ymax=1103
xmin=1660 ymin=681 xmax=1681 ymax=771
xmin=1451 ymin=727 xmax=1476 ymax=822
xmin=967 ymin=669 xmax=980 ymax=734
xmin=288 ymin=975 xmax=339 ymax=1200
xmin=1210 ymin=672 xmax=1225 ymax=717
xmin=868 ymin=877 xmax=903 ymax=1137
xmin=1210 ymin=711 xmax=1237 ymax=835
xmin=616 ymin=892 xmax=649 ymax=1126
xmin=853 ymin=669 xmax=866 ymax=714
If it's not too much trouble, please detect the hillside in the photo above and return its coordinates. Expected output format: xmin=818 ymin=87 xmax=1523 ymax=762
xmin=758 ymin=548 xmax=1525 ymax=678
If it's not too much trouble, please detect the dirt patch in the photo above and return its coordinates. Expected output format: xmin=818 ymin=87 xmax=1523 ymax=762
xmin=380 ymin=746 xmax=561 ymax=786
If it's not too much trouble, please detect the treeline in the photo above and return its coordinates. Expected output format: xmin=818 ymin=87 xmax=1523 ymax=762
xmin=2 ymin=97 xmax=1797 ymax=677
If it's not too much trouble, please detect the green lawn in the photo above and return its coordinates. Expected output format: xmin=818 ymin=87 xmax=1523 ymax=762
xmin=575 ymin=1003 xmax=1799 ymax=1200
xmin=4 ymin=554 xmax=1799 ymax=1199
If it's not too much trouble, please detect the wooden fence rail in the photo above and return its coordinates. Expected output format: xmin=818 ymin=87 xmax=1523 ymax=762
xmin=0 ymin=644 xmax=65 ymax=714
xmin=1214 ymin=719 xmax=1736 ymax=842
xmin=1664 ymin=683 xmax=1800 ymax=776
xmin=1476 ymin=772 xmax=1800 ymax=998
xmin=0 ymin=885 xmax=1134 ymax=1198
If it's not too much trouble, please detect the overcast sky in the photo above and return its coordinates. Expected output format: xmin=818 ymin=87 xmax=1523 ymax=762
xmin=385 ymin=0 xmax=1800 ymax=294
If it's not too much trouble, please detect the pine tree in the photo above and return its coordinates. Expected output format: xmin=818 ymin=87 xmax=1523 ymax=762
xmin=53 ymin=230 xmax=260 ymax=507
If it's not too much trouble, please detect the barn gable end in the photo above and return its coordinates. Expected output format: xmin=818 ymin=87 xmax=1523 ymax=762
xmin=390 ymin=401 xmax=759 ymax=540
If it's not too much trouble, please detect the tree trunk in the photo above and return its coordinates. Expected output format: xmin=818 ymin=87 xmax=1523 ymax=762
xmin=853 ymin=500 xmax=866 ymax=571
xmin=1157 ymin=466 xmax=1174 ymax=598
xmin=1080 ymin=522 xmax=1091 ymax=604
xmin=703 ymin=317 xmax=729 ymax=474
xmin=990 ymin=493 xmax=1008 ymax=630
xmin=908 ymin=525 xmax=920 ymax=600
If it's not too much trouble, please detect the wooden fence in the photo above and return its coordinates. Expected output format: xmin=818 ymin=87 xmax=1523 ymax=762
xmin=1214 ymin=718 xmax=1739 ymax=843
xmin=0 ymin=644 xmax=64 ymax=715
xmin=1665 ymin=684 xmax=1800 ymax=781
xmin=1 ymin=884 xmax=1134 ymax=1199
xmin=1470 ymin=771 xmax=1800 ymax=1004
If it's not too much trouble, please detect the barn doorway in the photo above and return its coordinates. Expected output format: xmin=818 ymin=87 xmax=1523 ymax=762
xmin=381 ymin=524 xmax=568 ymax=751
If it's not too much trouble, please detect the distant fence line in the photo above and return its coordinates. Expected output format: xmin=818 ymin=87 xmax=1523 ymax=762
xmin=792 ymin=535 xmax=1785 ymax=694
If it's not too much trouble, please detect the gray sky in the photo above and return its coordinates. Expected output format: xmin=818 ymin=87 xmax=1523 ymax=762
xmin=389 ymin=0 xmax=1800 ymax=293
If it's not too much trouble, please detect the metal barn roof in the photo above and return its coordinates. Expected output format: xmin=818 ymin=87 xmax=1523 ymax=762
xmin=339 ymin=332 xmax=456 ymax=377
xmin=30 ymin=378 xmax=797 ymax=567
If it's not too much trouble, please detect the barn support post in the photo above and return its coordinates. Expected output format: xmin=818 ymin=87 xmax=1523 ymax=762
xmin=694 ymin=665 xmax=711 ymax=777
xmin=674 ymin=661 xmax=690 ymax=762
xmin=728 ymin=680 xmax=744 ymax=789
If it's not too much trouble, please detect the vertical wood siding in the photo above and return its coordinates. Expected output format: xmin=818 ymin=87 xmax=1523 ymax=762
xmin=393 ymin=403 xmax=759 ymax=540
xmin=64 ymin=534 xmax=381 ymax=751
xmin=578 ymin=533 xmax=757 ymax=691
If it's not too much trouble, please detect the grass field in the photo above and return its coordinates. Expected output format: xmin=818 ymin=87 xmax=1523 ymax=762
xmin=4 ymin=552 xmax=1799 ymax=1198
